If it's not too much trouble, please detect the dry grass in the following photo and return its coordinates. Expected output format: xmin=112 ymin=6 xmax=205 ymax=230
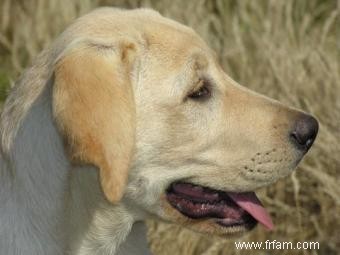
xmin=0 ymin=0 xmax=339 ymax=254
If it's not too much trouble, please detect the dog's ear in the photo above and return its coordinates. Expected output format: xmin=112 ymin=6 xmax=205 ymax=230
xmin=53 ymin=40 xmax=136 ymax=203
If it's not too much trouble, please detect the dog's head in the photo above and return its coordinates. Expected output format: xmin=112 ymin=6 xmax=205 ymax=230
xmin=53 ymin=8 xmax=318 ymax=236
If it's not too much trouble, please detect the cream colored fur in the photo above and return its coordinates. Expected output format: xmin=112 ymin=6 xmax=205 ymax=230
xmin=0 ymin=8 xmax=312 ymax=255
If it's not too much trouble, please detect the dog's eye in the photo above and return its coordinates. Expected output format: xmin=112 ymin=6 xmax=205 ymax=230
xmin=187 ymin=80 xmax=211 ymax=101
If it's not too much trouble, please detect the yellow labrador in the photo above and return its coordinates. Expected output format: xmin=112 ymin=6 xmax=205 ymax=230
xmin=0 ymin=8 xmax=318 ymax=255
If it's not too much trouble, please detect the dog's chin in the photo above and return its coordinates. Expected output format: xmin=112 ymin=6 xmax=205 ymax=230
xmin=161 ymin=209 xmax=257 ymax=237
xmin=159 ymin=182 xmax=273 ymax=237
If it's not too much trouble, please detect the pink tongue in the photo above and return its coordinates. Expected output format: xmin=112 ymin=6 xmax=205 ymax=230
xmin=227 ymin=192 xmax=274 ymax=230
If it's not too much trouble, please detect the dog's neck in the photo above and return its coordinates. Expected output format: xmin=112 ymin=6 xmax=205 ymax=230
xmin=117 ymin=222 xmax=151 ymax=255
xmin=66 ymin=164 xmax=150 ymax=255
xmin=0 ymin=85 xmax=150 ymax=255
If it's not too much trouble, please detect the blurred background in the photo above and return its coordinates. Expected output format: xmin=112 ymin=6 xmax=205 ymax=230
xmin=0 ymin=0 xmax=339 ymax=254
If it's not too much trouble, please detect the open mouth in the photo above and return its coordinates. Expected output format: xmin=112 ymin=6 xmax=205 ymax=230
xmin=166 ymin=182 xmax=273 ymax=230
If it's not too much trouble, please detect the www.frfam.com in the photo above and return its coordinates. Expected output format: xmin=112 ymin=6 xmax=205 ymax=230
xmin=234 ymin=240 xmax=320 ymax=250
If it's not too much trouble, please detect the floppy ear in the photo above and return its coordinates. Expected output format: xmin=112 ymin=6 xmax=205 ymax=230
xmin=53 ymin=40 xmax=136 ymax=203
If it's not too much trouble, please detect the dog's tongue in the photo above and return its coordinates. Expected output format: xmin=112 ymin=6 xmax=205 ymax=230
xmin=227 ymin=192 xmax=274 ymax=230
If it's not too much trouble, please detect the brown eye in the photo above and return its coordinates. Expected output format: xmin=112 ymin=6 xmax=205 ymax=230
xmin=188 ymin=81 xmax=211 ymax=101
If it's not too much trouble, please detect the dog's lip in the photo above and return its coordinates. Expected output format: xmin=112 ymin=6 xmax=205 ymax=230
xmin=166 ymin=182 xmax=274 ymax=230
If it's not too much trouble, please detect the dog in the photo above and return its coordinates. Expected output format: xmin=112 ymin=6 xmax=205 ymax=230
xmin=0 ymin=8 xmax=318 ymax=255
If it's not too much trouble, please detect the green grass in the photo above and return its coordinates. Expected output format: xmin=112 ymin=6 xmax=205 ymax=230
xmin=0 ymin=70 xmax=9 ymax=102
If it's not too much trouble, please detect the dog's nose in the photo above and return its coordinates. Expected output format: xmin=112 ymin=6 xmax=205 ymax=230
xmin=290 ymin=114 xmax=318 ymax=151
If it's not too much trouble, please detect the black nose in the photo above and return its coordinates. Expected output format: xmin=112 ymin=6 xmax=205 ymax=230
xmin=290 ymin=114 xmax=318 ymax=151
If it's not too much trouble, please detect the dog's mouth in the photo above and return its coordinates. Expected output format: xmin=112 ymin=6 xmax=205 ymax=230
xmin=166 ymin=182 xmax=273 ymax=231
